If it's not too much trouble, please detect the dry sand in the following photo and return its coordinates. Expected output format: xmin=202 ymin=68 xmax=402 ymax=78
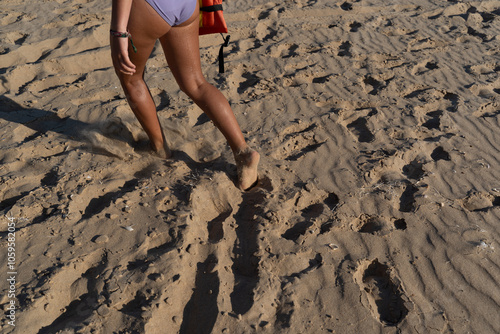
xmin=1 ymin=0 xmax=500 ymax=333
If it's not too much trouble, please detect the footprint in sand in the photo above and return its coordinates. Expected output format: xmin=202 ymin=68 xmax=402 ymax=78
xmin=431 ymin=146 xmax=451 ymax=162
xmin=473 ymin=102 xmax=500 ymax=118
xmin=275 ymin=253 xmax=323 ymax=328
xmin=466 ymin=62 xmax=499 ymax=76
xmin=336 ymin=107 xmax=377 ymax=143
xmin=460 ymin=191 xmax=500 ymax=212
xmin=402 ymin=158 xmax=426 ymax=180
xmin=280 ymin=183 xmax=339 ymax=241
xmin=347 ymin=115 xmax=375 ymax=143
xmin=411 ymin=58 xmax=439 ymax=76
xmin=469 ymin=82 xmax=500 ymax=100
xmin=349 ymin=21 xmax=362 ymax=32
xmin=421 ymin=110 xmax=443 ymax=130
xmin=399 ymin=183 xmax=419 ymax=213
xmin=340 ymin=2 xmax=353 ymax=11
xmin=361 ymin=75 xmax=391 ymax=96
xmin=352 ymin=214 xmax=389 ymax=235
xmin=271 ymin=123 xmax=327 ymax=161
xmin=354 ymin=259 xmax=410 ymax=326
xmin=337 ymin=41 xmax=352 ymax=57
xmin=282 ymin=220 xmax=314 ymax=241
xmin=352 ymin=214 xmax=407 ymax=235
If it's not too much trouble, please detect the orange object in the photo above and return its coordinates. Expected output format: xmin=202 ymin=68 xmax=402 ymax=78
xmin=199 ymin=0 xmax=228 ymax=35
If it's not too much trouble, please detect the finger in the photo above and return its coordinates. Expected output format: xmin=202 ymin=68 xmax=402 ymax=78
xmin=118 ymin=55 xmax=136 ymax=74
xmin=120 ymin=68 xmax=135 ymax=75
xmin=119 ymin=65 xmax=135 ymax=75
xmin=111 ymin=39 xmax=137 ymax=74
xmin=121 ymin=55 xmax=136 ymax=71
xmin=119 ymin=62 xmax=136 ymax=74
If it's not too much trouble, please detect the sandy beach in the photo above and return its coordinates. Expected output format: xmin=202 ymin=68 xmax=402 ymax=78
xmin=1 ymin=0 xmax=500 ymax=333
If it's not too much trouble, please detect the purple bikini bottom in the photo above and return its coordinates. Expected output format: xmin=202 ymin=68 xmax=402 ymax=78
xmin=144 ymin=0 xmax=197 ymax=26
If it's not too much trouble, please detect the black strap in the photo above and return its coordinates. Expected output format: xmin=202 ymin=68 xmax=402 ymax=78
xmin=200 ymin=4 xmax=223 ymax=12
xmin=218 ymin=34 xmax=230 ymax=73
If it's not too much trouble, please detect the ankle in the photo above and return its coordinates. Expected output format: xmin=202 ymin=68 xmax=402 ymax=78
xmin=233 ymin=145 xmax=251 ymax=157
xmin=150 ymin=140 xmax=164 ymax=152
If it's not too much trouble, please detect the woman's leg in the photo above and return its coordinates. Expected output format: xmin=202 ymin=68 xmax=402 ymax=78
xmin=114 ymin=0 xmax=172 ymax=157
xmin=159 ymin=4 xmax=259 ymax=189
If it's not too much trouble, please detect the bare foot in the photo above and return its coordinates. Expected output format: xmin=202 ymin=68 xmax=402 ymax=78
xmin=234 ymin=147 xmax=260 ymax=191
xmin=151 ymin=138 xmax=172 ymax=159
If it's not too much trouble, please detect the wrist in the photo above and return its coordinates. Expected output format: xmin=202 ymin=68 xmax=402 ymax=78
xmin=110 ymin=24 xmax=128 ymax=32
xmin=110 ymin=30 xmax=131 ymax=37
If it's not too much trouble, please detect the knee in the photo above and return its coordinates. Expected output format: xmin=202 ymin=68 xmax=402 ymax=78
xmin=118 ymin=75 xmax=150 ymax=103
xmin=118 ymin=71 xmax=143 ymax=88
xmin=118 ymin=73 xmax=145 ymax=92
xmin=177 ymin=77 xmax=209 ymax=100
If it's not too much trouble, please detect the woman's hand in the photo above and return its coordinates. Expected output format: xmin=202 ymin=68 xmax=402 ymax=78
xmin=110 ymin=35 xmax=136 ymax=75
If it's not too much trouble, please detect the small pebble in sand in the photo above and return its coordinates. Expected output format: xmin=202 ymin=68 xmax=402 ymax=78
xmin=94 ymin=235 xmax=109 ymax=244
xmin=478 ymin=241 xmax=494 ymax=251
xmin=97 ymin=305 xmax=110 ymax=317
xmin=328 ymin=243 xmax=339 ymax=250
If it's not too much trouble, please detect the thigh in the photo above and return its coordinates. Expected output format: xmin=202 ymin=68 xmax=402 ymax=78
xmin=158 ymin=3 xmax=206 ymax=91
xmin=123 ymin=0 xmax=172 ymax=79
